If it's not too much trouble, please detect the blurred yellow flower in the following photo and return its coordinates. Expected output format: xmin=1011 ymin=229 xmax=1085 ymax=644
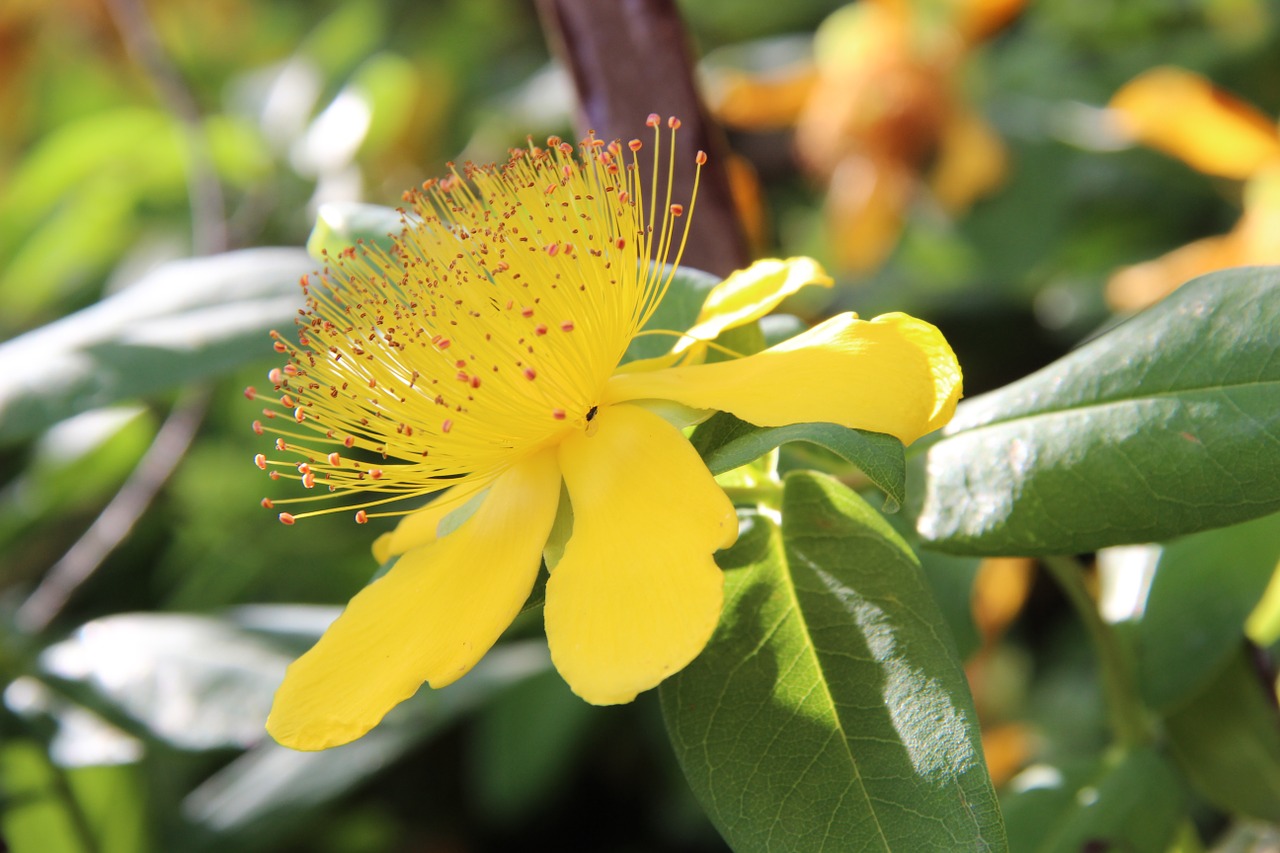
xmin=1108 ymin=67 xmax=1280 ymax=311
xmin=252 ymin=119 xmax=962 ymax=751
xmin=712 ymin=0 xmax=1022 ymax=272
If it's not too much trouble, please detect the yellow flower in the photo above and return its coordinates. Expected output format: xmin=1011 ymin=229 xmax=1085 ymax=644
xmin=1107 ymin=67 xmax=1280 ymax=310
xmin=252 ymin=117 xmax=962 ymax=751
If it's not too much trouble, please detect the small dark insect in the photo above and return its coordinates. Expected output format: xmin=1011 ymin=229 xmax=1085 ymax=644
xmin=586 ymin=405 xmax=599 ymax=422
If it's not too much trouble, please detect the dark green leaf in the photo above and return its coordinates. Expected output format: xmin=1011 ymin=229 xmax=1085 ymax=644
xmin=918 ymin=268 xmax=1280 ymax=555
xmin=1133 ymin=511 xmax=1280 ymax=711
xmin=1165 ymin=648 xmax=1280 ymax=822
xmin=692 ymin=412 xmax=906 ymax=511
xmin=0 ymin=248 xmax=313 ymax=443
xmin=1000 ymin=749 xmax=1184 ymax=853
xmin=662 ymin=472 xmax=1005 ymax=852
xmin=468 ymin=670 xmax=594 ymax=823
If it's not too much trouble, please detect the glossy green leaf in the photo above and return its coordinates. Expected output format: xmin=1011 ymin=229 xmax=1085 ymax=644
xmin=917 ymin=268 xmax=1280 ymax=555
xmin=1133 ymin=512 xmax=1280 ymax=711
xmin=1000 ymin=749 xmax=1184 ymax=853
xmin=692 ymin=411 xmax=907 ymax=510
xmin=1164 ymin=649 xmax=1280 ymax=822
xmin=662 ymin=472 xmax=1005 ymax=852
xmin=0 ymin=248 xmax=313 ymax=443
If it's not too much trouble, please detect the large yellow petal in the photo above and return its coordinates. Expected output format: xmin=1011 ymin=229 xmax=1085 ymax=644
xmin=545 ymin=404 xmax=737 ymax=705
xmin=671 ymin=257 xmax=833 ymax=356
xmin=604 ymin=312 xmax=961 ymax=445
xmin=1110 ymin=67 xmax=1280 ymax=180
xmin=267 ymin=450 xmax=561 ymax=750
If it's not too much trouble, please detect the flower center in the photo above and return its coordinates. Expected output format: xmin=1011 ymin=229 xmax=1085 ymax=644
xmin=251 ymin=116 xmax=703 ymax=524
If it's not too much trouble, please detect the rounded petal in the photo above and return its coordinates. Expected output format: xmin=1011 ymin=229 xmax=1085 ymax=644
xmin=672 ymin=257 xmax=833 ymax=356
xmin=546 ymin=404 xmax=737 ymax=705
xmin=267 ymin=450 xmax=561 ymax=750
xmin=604 ymin=311 xmax=962 ymax=445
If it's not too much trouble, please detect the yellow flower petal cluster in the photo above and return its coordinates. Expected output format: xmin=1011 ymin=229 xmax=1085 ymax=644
xmin=252 ymin=118 xmax=962 ymax=751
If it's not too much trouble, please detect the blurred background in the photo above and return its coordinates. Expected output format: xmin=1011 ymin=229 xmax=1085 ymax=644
xmin=1 ymin=0 xmax=1278 ymax=850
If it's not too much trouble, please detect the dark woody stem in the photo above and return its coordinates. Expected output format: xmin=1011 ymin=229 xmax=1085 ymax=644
xmin=538 ymin=0 xmax=751 ymax=277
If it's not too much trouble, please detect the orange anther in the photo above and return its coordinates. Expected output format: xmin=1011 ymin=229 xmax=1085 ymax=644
xmin=552 ymin=409 xmax=566 ymax=420
xmin=254 ymin=453 xmax=267 ymax=470
xmin=442 ymin=419 xmax=454 ymax=433
xmin=244 ymin=386 xmax=257 ymax=400
xmin=560 ymin=321 xmax=575 ymax=332
xmin=524 ymin=367 xmax=537 ymax=381
xmin=273 ymin=341 xmax=287 ymax=353
xmin=370 ymin=468 xmax=383 ymax=479
xmin=667 ymin=116 xmax=681 ymax=129
xmin=268 ymin=368 xmax=283 ymax=384
xmin=696 ymin=150 xmax=707 ymax=165
xmin=343 ymin=436 xmax=355 ymax=448
xmin=251 ymin=420 xmax=264 ymax=435
xmin=328 ymin=452 xmax=341 ymax=466
xmin=646 ymin=114 xmax=660 ymax=127
xmin=535 ymin=324 xmax=548 ymax=336
xmin=261 ymin=497 xmax=274 ymax=509
xmin=628 ymin=139 xmax=643 ymax=152
xmin=355 ymin=510 xmax=369 ymax=524
xmin=275 ymin=438 xmax=288 ymax=451
xmin=302 ymin=472 xmax=316 ymax=489
xmin=671 ymin=204 xmax=684 ymax=217
xmin=297 ymin=463 xmax=311 ymax=474
xmin=278 ymin=512 xmax=296 ymax=525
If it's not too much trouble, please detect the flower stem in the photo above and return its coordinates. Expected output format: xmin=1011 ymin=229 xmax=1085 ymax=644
xmin=1041 ymin=555 xmax=1152 ymax=748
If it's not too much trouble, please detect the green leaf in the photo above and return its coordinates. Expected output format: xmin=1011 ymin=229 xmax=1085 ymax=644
xmin=1164 ymin=648 xmax=1280 ymax=822
xmin=0 ymin=248 xmax=313 ymax=443
xmin=1000 ymin=748 xmax=1184 ymax=853
xmin=692 ymin=411 xmax=907 ymax=511
xmin=662 ymin=472 xmax=1006 ymax=852
xmin=1132 ymin=512 xmax=1280 ymax=711
xmin=468 ymin=669 xmax=594 ymax=823
xmin=181 ymin=640 xmax=551 ymax=851
xmin=917 ymin=268 xmax=1280 ymax=555
xmin=0 ymin=742 xmax=150 ymax=853
xmin=624 ymin=265 xmax=720 ymax=362
xmin=306 ymin=202 xmax=408 ymax=260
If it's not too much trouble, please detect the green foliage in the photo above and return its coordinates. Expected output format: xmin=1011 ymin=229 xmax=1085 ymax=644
xmin=662 ymin=473 xmax=1005 ymax=852
xmin=918 ymin=268 xmax=1280 ymax=555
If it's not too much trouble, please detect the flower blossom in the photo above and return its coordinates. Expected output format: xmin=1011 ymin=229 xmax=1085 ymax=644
xmin=251 ymin=116 xmax=962 ymax=750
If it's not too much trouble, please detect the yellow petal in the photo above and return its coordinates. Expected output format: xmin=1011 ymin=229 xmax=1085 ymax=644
xmin=267 ymin=450 xmax=561 ymax=750
xmin=604 ymin=312 xmax=962 ymax=446
xmin=1106 ymin=233 xmax=1245 ymax=312
xmin=369 ymin=480 xmax=490 ymax=564
xmin=545 ymin=404 xmax=736 ymax=704
xmin=1110 ymin=67 xmax=1280 ymax=180
xmin=672 ymin=257 xmax=833 ymax=356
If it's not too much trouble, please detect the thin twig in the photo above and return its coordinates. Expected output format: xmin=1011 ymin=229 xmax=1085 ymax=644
xmin=16 ymin=390 xmax=210 ymax=634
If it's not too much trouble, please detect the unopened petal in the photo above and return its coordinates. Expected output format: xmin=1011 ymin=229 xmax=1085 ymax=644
xmin=546 ymin=404 xmax=736 ymax=705
xmin=267 ymin=450 xmax=561 ymax=750
xmin=604 ymin=312 xmax=961 ymax=446
xmin=673 ymin=257 xmax=833 ymax=355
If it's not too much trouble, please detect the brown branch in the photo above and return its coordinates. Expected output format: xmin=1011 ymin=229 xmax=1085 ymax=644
xmin=538 ymin=0 xmax=750 ymax=276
